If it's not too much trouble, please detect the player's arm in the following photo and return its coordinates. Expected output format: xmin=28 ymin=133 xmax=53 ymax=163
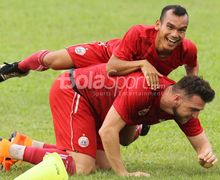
xmin=187 ymin=131 xmax=218 ymax=168
xmin=184 ymin=41 xmax=199 ymax=76
xmin=99 ymin=106 xmax=150 ymax=177
xmin=107 ymin=55 xmax=163 ymax=90
xmin=184 ymin=63 xmax=199 ymax=76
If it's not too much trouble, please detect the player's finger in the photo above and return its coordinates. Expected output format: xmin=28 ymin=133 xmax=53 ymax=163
xmin=198 ymin=150 xmax=211 ymax=160
xmin=153 ymin=74 xmax=158 ymax=90
xmin=203 ymin=151 xmax=214 ymax=161
xmin=129 ymin=171 xmax=150 ymax=177
xmin=154 ymin=73 xmax=160 ymax=89
xmin=142 ymin=69 xmax=150 ymax=87
xmin=149 ymin=73 xmax=156 ymax=90
xmin=206 ymin=154 xmax=217 ymax=163
xmin=144 ymin=73 xmax=150 ymax=87
xmin=157 ymin=72 xmax=163 ymax=77
xmin=212 ymin=158 xmax=218 ymax=165
xmin=152 ymin=73 xmax=159 ymax=90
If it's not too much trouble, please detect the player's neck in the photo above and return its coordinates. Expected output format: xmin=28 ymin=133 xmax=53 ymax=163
xmin=155 ymin=37 xmax=172 ymax=59
xmin=160 ymin=86 xmax=174 ymax=114
xmin=156 ymin=48 xmax=172 ymax=59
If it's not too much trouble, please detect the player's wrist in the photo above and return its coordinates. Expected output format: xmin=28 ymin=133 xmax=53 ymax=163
xmin=138 ymin=60 xmax=147 ymax=69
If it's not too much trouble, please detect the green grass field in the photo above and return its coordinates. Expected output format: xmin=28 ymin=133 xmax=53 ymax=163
xmin=0 ymin=0 xmax=220 ymax=179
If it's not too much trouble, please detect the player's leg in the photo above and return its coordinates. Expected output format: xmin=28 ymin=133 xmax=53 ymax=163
xmin=119 ymin=125 xmax=137 ymax=146
xmin=68 ymin=152 xmax=96 ymax=175
xmin=0 ymin=49 xmax=73 ymax=82
xmin=96 ymin=150 xmax=111 ymax=170
xmin=95 ymin=135 xmax=111 ymax=170
xmin=119 ymin=124 xmax=151 ymax=146
xmin=49 ymin=71 xmax=98 ymax=174
xmin=0 ymin=138 xmax=76 ymax=175
xmin=95 ymin=125 xmax=148 ymax=169
xmin=9 ymin=131 xmax=66 ymax=150
xmin=41 ymin=49 xmax=74 ymax=70
xmin=0 ymin=42 xmax=109 ymax=82
xmin=12 ymin=49 xmax=73 ymax=72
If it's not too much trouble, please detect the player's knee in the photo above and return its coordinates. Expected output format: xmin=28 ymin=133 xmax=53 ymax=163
xmin=120 ymin=140 xmax=132 ymax=146
xmin=43 ymin=52 xmax=60 ymax=69
xmin=71 ymin=152 xmax=96 ymax=175
xmin=96 ymin=163 xmax=111 ymax=170
xmin=76 ymin=161 xmax=96 ymax=175
xmin=119 ymin=136 xmax=133 ymax=146
xmin=43 ymin=50 xmax=74 ymax=70
xmin=95 ymin=150 xmax=111 ymax=170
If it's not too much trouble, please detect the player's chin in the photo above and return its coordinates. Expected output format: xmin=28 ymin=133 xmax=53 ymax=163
xmin=165 ymin=44 xmax=178 ymax=51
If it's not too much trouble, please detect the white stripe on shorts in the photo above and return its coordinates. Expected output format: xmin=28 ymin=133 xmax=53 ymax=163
xmin=70 ymin=92 xmax=81 ymax=151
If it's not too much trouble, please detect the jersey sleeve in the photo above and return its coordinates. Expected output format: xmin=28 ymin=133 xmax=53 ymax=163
xmin=113 ymin=25 xmax=140 ymax=60
xmin=177 ymin=118 xmax=203 ymax=137
xmin=183 ymin=40 xmax=198 ymax=67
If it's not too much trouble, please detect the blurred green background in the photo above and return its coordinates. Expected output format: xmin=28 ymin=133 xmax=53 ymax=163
xmin=0 ymin=0 xmax=219 ymax=179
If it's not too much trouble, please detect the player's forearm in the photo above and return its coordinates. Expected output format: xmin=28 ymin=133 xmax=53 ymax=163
xmin=195 ymin=140 xmax=212 ymax=156
xmin=187 ymin=131 xmax=212 ymax=154
xmin=99 ymin=128 xmax=128 ymax=176
xmin=188 ymin=132 xmax=217 ymax=168
xmin=107 ymin=55 xmax=145 ymax=76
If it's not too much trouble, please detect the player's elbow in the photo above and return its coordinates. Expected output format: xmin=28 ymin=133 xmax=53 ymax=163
xmin=106 ymin=63 xmax=117 ymax=76
xmin=99 ymin=126 xmax=113 ymax=143
xmin=99 ymin=127 xmax=107 ymax=139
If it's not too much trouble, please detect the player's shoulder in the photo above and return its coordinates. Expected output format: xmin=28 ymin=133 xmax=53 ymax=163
xmin=182 ymin=38 xmax=197 ymax=52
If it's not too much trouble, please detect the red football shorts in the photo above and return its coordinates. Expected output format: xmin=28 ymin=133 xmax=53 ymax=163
xmin=49 ymin=72 xmax=103 ymax=159
xmin=66 ymin=42 xmax=110 ymax=68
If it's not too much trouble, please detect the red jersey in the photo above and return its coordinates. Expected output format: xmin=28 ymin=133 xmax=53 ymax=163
xmin=109 ymin=25 xmax=197 ymax=76
xmin=73 ymin=64 xmax=203 ymax=137
xmin=67 ymin=25 xmax=197 ymax=75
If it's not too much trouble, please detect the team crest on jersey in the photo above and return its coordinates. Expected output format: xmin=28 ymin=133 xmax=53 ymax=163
xmin=78 ymin=135 xmax=89 ymax=147
xmin=75 ymin=46 xmax=86 ymax=56
xmin=138 ymin=106 xmax=151 ymax=116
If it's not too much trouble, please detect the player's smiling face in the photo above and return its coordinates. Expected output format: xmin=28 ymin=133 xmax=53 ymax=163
xmin=155 ymin=9 xmax=188 ymax=56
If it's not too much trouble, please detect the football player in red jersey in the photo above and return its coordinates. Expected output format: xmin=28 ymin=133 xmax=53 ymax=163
xmin=0 ymin=64 xmax=217 ymax=176
xmin=1 ymin=5 xmax=198 ymax=90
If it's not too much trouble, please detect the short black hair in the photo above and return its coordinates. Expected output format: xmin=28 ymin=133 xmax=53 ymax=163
xmin=160 ymin=5 xmax=188 ymax=22
xmin=173 ymin=76 xmax=215 ymax=103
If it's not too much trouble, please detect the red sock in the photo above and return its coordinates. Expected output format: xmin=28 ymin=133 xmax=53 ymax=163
xmin=18 ymin=50 xmax=49 ymax=72
xmin=23 ymin=147 xmax=76 ymax=175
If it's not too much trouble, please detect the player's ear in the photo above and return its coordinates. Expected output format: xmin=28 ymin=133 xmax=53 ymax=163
xmin=155 ymin=20 xmax=161 ymax=31
xmin=173 ymin=94 xmax=182 ymax=107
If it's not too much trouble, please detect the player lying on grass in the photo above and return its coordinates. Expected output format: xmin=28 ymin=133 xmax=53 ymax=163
xmin=0 ymin=5 xmax=198 ymax=90
xmin=0 ymin=64 xmax=217 ymax=177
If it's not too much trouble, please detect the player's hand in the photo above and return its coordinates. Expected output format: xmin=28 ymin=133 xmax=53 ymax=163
xmin=127 ymin=171 xmax=150 ymax=177
xmin=141 ymin=60 xmax=163 ymax=90
xmin=198 ymin=150 xmax=218 ymax=168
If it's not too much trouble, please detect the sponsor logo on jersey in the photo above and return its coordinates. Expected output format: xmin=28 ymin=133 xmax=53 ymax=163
xmin=75 ymin=46 xmax=86 ymax=56
xmin=138 ymin=106 xmax=151 ymax=116
xmin=78 ymin=135 xmax=89 ymax=147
